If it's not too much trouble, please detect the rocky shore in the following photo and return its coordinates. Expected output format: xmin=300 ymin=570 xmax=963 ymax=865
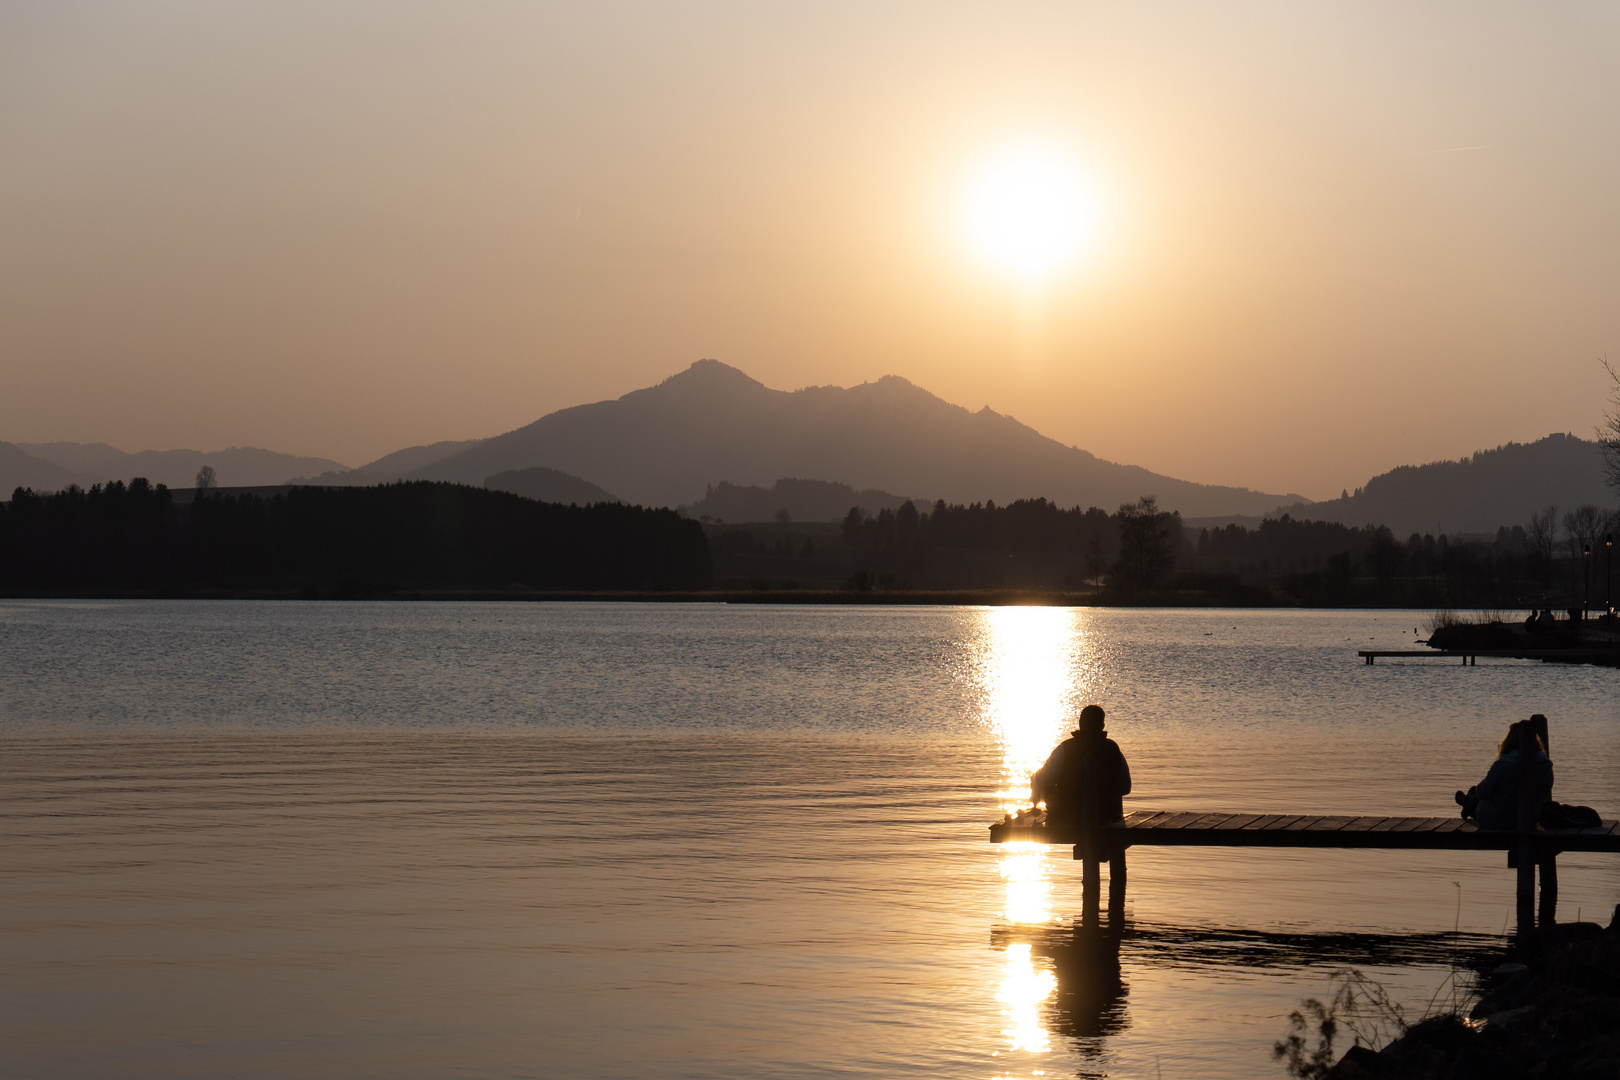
xmin=1325 ymin=908 xmax=1620 ymax=1079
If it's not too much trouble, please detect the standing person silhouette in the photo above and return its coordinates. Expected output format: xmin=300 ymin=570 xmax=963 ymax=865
xmin=1032 ymin=704 xmax=1132 ymax=920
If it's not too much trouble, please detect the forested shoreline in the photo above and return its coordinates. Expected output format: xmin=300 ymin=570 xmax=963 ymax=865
xmin=0 ymin=481 xmax=711 ymax=595
xmin=4 ymin=479 xmax=1614 ymax=607
xmin=716 ymin=496 xmax=1619 ymax=607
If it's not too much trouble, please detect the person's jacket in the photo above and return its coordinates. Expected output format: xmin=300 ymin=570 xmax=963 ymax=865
xmin=1474 ymin=749 xmax=1554 ymax=830
xmin=1032 ymin=733 xmax=1132 ymax=825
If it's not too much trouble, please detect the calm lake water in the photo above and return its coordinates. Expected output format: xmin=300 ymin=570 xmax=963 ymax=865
xmin=2 ymin=601 xmax=1616 ymax=1079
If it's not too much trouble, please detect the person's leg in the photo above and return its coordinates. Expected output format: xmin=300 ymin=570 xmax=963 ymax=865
xmin=1107 ymin=846 xmax=1127 ymax=925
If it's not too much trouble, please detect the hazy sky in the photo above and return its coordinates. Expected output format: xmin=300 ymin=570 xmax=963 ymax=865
xmin=4 ymin=2 xmax=1618 ymax=499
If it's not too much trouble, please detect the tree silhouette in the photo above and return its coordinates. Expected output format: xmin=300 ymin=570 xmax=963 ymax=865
xmin=1111 ymin=495 xmax=1177 ymax=594
xmin=195 ymin=465 xmax=217 ymax=491
xmin=1600 ymin=358 xmax=1620 ymax=494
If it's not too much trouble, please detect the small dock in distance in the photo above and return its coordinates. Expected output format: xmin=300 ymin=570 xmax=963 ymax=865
xmin=1358 ymin=648 xmax=1619 ymax=665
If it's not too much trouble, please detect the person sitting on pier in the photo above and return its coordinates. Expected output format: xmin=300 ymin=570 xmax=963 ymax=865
xmin=1033 ymin=704 xmax=1133 ymax=922
xmin=1455 ymin=718 xmax=1553 ymax=829
xmin=1032 ymin=705 xmax=1132 ymax=826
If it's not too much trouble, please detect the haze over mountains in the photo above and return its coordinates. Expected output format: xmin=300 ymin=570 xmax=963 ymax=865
xmin=318 ymin=360 xmax=1306 ymax=517
xmin=1 ymin=442 xmax=349 ymax=494
xmin=8 ymin=362 xmax=1614 ymax=537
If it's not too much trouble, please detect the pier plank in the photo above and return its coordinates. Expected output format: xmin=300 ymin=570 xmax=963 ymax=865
xmin=1241 ymin=815 xmax=1290 ymax=830
xmin=1155 ymin=812 xmax=1206 ymax=830
xmin=1261 ymin=815 xmax=1306 ymax=830
xmin=1127 ymin=811 xmax=1177 ymax=829
xmin=1186 ymin=813 xmax=1239 ymax=830
xmin=1214 ymin=814 xmax=1264 ymax=831
xmin=1304 ymin=816 xmax=1358 ymax=831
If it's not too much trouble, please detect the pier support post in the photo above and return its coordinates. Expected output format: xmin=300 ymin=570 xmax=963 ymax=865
xmin=1516 ymin=846 xmax=1535 ymax=936
xmin=1515 ymin=722 xmax=1541 ymax=938
xmin=1539 ymin=853 xmax=1558 ymax=927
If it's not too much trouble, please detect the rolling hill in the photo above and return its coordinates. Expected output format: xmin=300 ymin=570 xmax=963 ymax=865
xmin=16 ymin=442 xmax=350 ymax=490
xmin=1270 ymin=434 xmax=1613 ymax=537
xmin=681 ymin=478 xmax=917 ymax=522
xmin=485 ymin=466 xmax=620 ymax=505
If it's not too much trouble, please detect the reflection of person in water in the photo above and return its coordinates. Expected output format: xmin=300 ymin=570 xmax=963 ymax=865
xmin=1038 ymin=924 xmax=1128 ymax=1042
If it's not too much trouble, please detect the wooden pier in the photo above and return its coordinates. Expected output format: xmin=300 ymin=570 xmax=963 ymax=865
xmin=1358 ymin=648 xmax=1620 ymax=665
xmin=991 ymin=719 xmax=1616 ymax=935
xmin=991 ymin=809 xmax=1620 ymax=853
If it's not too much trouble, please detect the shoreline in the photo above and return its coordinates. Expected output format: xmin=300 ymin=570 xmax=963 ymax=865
xmin=0 ymin=586 xmax=1521 ymax=607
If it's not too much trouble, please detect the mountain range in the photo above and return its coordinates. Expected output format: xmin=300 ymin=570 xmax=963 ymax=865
xmin=8 ymin=362 xmax=1615 ymax=533
xmin=305 ymin=360 xmax=1305 ymax=517
xmin=1267 ymin=433 xmax=1612 ymax=537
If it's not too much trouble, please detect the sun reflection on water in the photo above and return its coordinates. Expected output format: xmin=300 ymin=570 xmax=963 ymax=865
xmin=979 ymin=606 xmax=1095 ymax=815
xmin=979 ymin=606 xmax=1102 ymax=1061
xmin=996 ymin=943 xmax=1058 ymax=1053
xmin=998 ymin=843 xmax=1052 ymax=924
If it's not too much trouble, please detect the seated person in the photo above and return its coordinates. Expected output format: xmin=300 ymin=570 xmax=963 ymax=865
xmin=1456 ymin=719 xmax=1553 ymax=829
xmin=1032 ymin=705 xmax=1132 ymax=826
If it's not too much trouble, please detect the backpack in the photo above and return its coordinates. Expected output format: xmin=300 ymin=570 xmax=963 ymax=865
xmin=1539 ymin=801 xmax=1603 ymax=830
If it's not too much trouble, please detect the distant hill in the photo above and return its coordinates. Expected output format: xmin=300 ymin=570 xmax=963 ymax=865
xmin=682 ymin=478 xmax=917 ymax=522
xmin=1270 ymin=433 xmax=1613 ymax=536
xmin=0 ymin=442 xmax=83 ymax=495
xmin=401 ymin=360 xmax=1305 ymax=517
xmin=294 ymin=439 xmax=484 ymax=485
xmin=485 ymin=466 xmax=620 ymax=505
xmin=17 ymin=442 xmax=350 ymax=489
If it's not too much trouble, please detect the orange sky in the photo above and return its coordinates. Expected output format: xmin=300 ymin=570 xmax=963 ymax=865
xmin=3 ymin=2 xmax=1618 ymax=499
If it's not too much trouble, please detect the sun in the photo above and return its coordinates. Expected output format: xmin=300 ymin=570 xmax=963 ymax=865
xmin=962 ymin=143 xmax=1101 ymax=286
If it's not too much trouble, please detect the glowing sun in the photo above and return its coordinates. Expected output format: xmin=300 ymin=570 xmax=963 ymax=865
xmin=962 ymin=144 xmax=1101 ymax=285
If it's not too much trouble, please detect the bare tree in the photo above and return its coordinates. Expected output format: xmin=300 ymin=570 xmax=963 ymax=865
xmin=194 ymin=464 xmax=217 ymax=491
xmin=1528 ymin=505 xmax=1558 ymax=588
xmin=1564 ymin=504 xmax=1604 ymax=555
xmin=1564 ymin=504 xmax=1606 ymax=606
xmin=1601 ymin=357 xmax=1620 ymax=494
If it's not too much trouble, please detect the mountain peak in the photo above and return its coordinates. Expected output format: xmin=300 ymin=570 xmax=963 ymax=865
xmin=659 ymin=358 xmax=764 ymax=390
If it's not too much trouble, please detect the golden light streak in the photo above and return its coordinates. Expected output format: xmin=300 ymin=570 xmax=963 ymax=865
xmin=996 ymin=943 xmax=1057 ymax=1054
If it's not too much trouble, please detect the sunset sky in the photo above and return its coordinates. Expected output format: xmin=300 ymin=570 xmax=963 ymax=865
xmin=4 ymin=2 xmax=1618 ymax=500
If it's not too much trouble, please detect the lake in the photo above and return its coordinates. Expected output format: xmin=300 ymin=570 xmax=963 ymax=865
xmin=2 ymin=601 xmax=1616 ymax=1078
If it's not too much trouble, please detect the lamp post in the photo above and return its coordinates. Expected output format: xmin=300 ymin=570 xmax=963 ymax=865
xmin=1583 ymin=544 xmax=1591 ymax=620
xmin=1607 ymin=534 xmax=1613 ymax=618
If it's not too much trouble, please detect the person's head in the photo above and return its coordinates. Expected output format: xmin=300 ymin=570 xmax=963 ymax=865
xmin=1497 ymin=720 xmax=1545 ymax=758
xmin=1072 ymin=704 xmax=1106 ymax=738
